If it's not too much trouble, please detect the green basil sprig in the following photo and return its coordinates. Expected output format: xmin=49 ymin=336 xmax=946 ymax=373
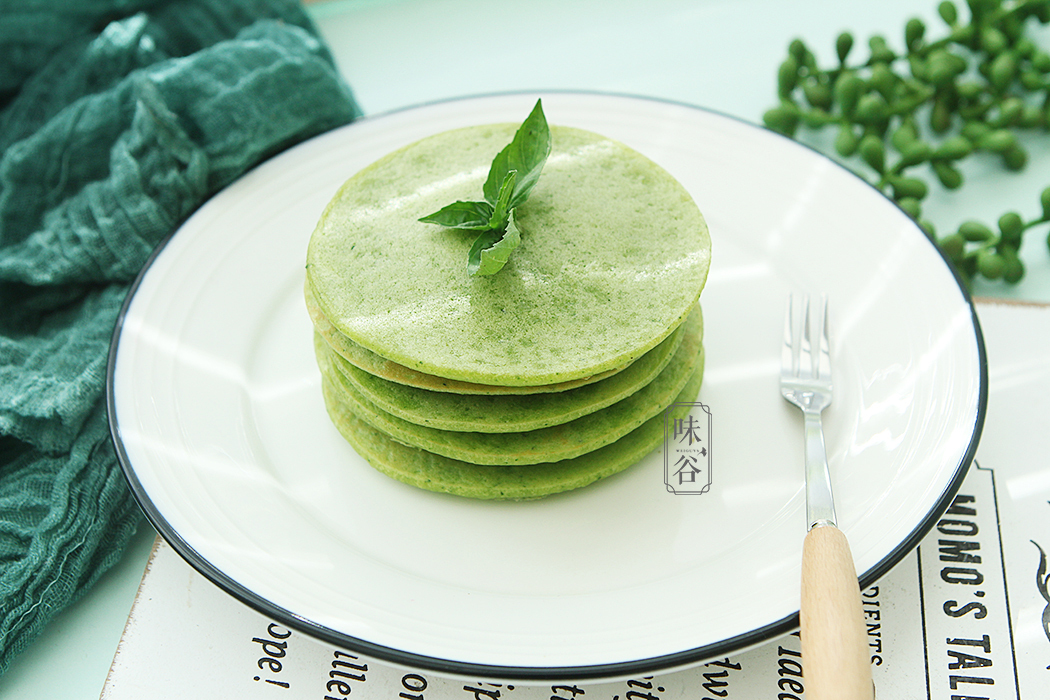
xmin=419 ymin=99 xmax=551 ymax=276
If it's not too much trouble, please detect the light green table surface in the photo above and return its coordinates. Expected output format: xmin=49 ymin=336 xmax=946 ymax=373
xmin=4 ymin=1 xmax=1048 ymax=697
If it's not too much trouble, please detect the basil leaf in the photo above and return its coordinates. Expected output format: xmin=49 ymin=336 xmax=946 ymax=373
xmin=468 ymin=210 xmax=522 ymax=276
xmin=487 ymin=170 xmax=517 ymax=230
xmin=418 ymin=200 xmax=494 ymax=230
xmin=419 ymin=100 xmax=549 ymax=275
xmin=482 ymin=99 xmax=550 ymax=209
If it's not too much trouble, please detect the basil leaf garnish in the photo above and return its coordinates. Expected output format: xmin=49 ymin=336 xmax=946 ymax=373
xmin=469 ymin=209 xmax=522 ymax=276
xmin=483 ymin=99 xmax=551 ymax=210
xmin=419 ymin=99 xmax=550 ymax=276
xmin=418 ymin=200 xmax=494 ymax=231
xmin=487 ymin=170 xmax=517 ymax=230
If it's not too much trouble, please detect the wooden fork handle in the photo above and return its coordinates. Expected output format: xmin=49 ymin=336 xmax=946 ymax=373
xmin=801 ymin=524 xmax=874 ymax=700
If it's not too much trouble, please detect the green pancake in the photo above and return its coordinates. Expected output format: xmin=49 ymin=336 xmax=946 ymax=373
xmin=320 ymin=362 xmax=704 ymax=500
xmin=306 ymin=123 xmax=711 ymax=386
xmin=305 ymin=280 xmax=627 ymax=395
xmin=323 ymin=304 xmax=702 ymax=433
xmin=317 ymin=323 xmax=703 ymax=466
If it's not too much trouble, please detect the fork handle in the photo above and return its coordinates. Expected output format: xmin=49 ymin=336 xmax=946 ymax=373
xmin=804 ymin=410 xmax=836 ymax=528
xmin=801 ymin=523 xmax=874 ymax=700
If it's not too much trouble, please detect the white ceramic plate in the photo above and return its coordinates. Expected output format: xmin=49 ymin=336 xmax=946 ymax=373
xmin=107 ymin=92 xmax=985 ymax=681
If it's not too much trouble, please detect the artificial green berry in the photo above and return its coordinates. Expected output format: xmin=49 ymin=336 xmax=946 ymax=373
xmin=978 ymin=129 xmax=1018 ymax=153
xmin=970 ymin=0 xmax=996 ymax=21
xmin=870 ymin=62 xmax=897 ymax=98
xmin=899 ymin=140 xmax=933 ymax=166
xmin=939 ymin=232 xmax=966 ymax=260
xmin=901 ymin=79 xmax=936 ymax=108
xmin=998 ymin=212 xmax=1024 ymax=247
xmin=836 ymin=32 xmax=854 ymax=63
xmin=1021 ymin=70 xmax=1046 ymax=91
xmin=961 ymin=120 xmax=991 ymax=141
xmin=948 ymin=23 xmax=975 ymax=45
xmin=959 ymin=220 xmax=995 ymax=241
xmin=933 ymin=160 xmax=964 ymax=189
xmin=938 ymin=0 xmax=958 ymax=25
xmin=1033 ymin=51 xmax=1050 ymax=74
xmin=763 ymin=104 xmax=800 ymax=136
xmin=955 ymin=81 xmax=983 ymax=101
xmin=859 ymin=133 xmax=886 ymax=172
xmin=976 ymin=249 xmax=1005 ymax=279
xmin=959 ymin=99 xmax=992 ymax=122
xmin=868 ymin=35 xmax=896 ymax=63
xmin=934 ymin=135 xmax=973 ymax=160
xmin=778 ymin=56 xmax=800 ymax=98
xmin=889 ymin=175 xmax=928 ymax=200
xmin=891 ymin=122 xmax=919 ymax=151
xmin=948 ymin=51 xmax=968 ymax=75
xmin=1003 ymin=145 xmax=1028 ymax=171
xmin=908 ymin=54 xmax=929 ymax=82
xmin=1000 ymin=13 xmax=1023 ymax=42
xmin=927 ymin=50 xmax=961 ymax=85
xmin=905 ymin=18 xmax=926 ymax=50
xmin=898 ymin=196 xmax=922 ymax=219
xmin=801 ymin=108 xmax=834 ymax=128
xmin=930 ymin=96 xmax=953 ymax=132
xmin=834 ymin=124 xmax=859 ymax=156
xmin=802 ymin=79 xmax=833 ymax=110
xmin=833 ymin=72 xmax=865 ymax=117
xmin=789 ymin=38 xmax=810 ymax=64
xmin=856 ymin=93 xmax=888 ymax=125
xmin=990 ymin=51 xmax=1019 ymax=90
xmin=1001 ymin=247 xmax=1024 ymax=283
xmin=980 ymin=26 xmax=1008 ymax=55
xmin=995 ymin=97 xmax=1025 ymax=127
xmin=1015 ymin=37 xmax=1037 ymax=59
xmin=1020 ymin=104 xmax=1045 ymax=128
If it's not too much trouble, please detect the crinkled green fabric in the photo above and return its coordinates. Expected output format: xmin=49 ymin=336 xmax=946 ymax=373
xmin=0 ymin=0 xmax=361 ymax=674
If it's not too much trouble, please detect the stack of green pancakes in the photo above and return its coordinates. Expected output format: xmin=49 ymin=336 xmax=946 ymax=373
xmin=305 ymin=119 xmax=711 ymax=500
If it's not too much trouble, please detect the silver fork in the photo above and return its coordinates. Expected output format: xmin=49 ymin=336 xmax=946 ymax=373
xmin=780 ymin=294 xmax=873 ymax=700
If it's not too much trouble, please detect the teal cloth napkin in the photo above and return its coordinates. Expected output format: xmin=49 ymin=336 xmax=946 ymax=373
xmin=0 ymin=0 xmax=361 ymax=674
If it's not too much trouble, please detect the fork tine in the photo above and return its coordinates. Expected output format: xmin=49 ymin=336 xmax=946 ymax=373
xmin=817 ymin=294 xmax=831 ymax=381
xmin=799 ymin=294 xmax=813 ymax=379
xmin=783 ymin=294 xmax=832 ymax=382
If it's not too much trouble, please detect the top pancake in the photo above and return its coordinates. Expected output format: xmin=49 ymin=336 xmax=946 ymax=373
xmin=306 ymin=123 xmax=711 ymax=386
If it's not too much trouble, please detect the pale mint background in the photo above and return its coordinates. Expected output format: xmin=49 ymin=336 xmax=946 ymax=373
xmin=6 ymin=1 xmax=1049 ymax=697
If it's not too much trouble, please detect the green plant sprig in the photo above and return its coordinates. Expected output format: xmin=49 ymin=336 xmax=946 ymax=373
xmin=419 ymin=99 xmax=551 ymax=276
xmin=763 ymin=0 xmax=1050 ymax=288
